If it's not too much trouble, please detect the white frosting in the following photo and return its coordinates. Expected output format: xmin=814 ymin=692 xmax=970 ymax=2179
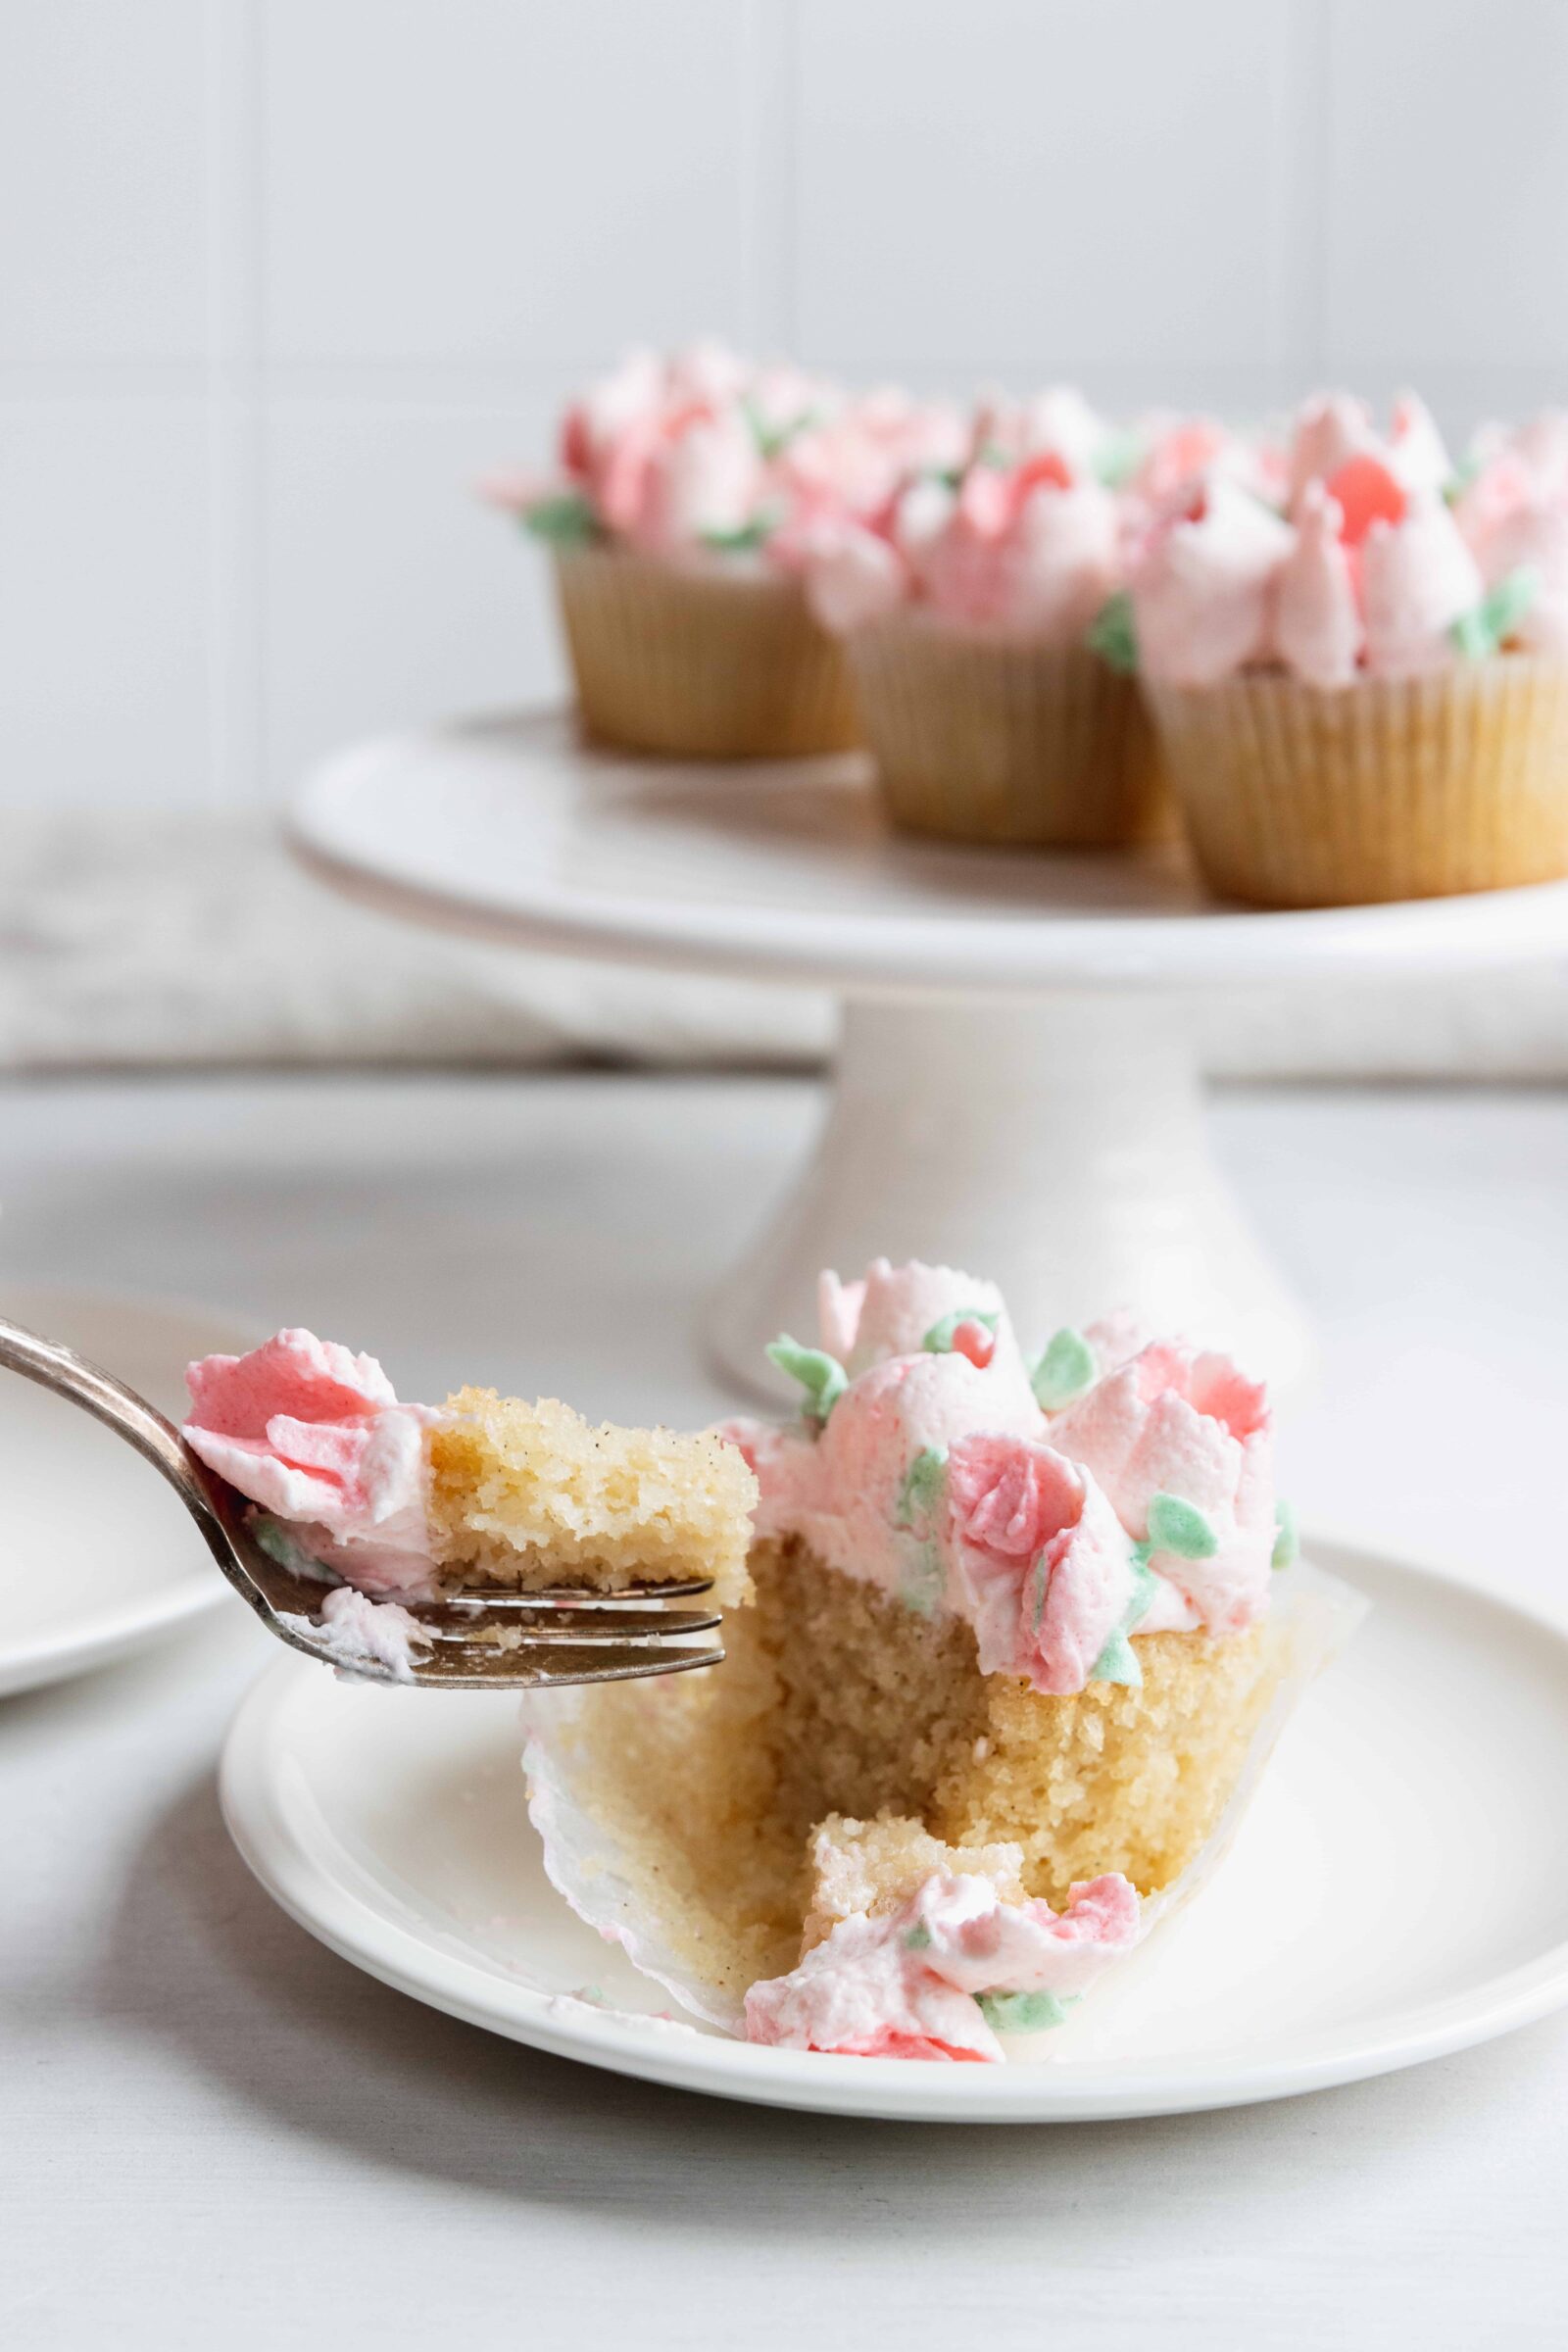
xmin=277 ymin=1586 xmax=433 ymax=1684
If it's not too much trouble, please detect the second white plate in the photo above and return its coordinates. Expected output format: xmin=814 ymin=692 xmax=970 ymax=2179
xmin=220 ymin=1537 xmax=1568 ymax=2123
xmin=0 ymin=1287 xmax=258 ymax=1697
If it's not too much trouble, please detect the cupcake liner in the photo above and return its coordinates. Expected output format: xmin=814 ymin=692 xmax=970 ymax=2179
xmin=1147 ymin=657 xmax=1568 ymax=906
xmin=847 ymin=612 xmax=1170 ymax=847
xmin=516 ymin=1559 xmax=1365 ymax=2061
xmin=554 ymin=545 xmax=859 ymax=760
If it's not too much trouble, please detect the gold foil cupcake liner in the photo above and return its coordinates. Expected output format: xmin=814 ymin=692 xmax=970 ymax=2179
xmin=1146 ymin=659 xmax=1568 ymax=906
xmin=554 ymin=545 xmax=859 ymax=760
xmin=847 ymin=613 xmax=1170 ymax=848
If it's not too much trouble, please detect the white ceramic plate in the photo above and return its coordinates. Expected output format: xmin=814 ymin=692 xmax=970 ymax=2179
xmin=0 ymin=1287 xmax=258 ymax=1697
xmin=220 ymin=1537 xmax=1568 ymax=2123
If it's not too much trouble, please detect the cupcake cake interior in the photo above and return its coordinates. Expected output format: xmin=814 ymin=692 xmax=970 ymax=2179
xmin=528 ymin=1530 xmax=1282 ymax=2008
xmin=428 ymin=1387 xmax=754 ymax=1598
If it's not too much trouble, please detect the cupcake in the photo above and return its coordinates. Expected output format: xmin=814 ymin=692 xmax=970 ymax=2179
xmin=181 ymin=1328 xmax=756 ymax=1676
xmin=1129 ymin=392 xmax=1568 ymax=906
xmin=517 ymin=1260 xmax=1359 ymax=2061
xmin=487 ymin=341 xmax=873 ymax=760
xmin=800 ymin=391 xmax=1169 ymax=847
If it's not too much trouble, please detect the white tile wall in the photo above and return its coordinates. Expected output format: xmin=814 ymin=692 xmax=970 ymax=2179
xmin=4 ymin=0 xmax=1568 ymax=811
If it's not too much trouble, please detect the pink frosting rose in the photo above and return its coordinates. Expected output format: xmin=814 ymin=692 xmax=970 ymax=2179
xmin=946 ymin=1434 xmax=1137 ymax=1693
xmin=1287 ymin=390 xmax=1451 ymax=510
xmin=822 ymin=1257 xmax=1025 ymax=1380
xmin=744 ymin=1868 xmax=1141 ymax=2062
xmin=1128 ymin=416 xmax=1287 ymax=521
xmin=595 ymin=403 xmax=766 ymax=557
xmin=1048 ymin=1342 xmax=1274 ymax=1633
xmin=727 ymin=1261 xmax=1283 ymax=1693
xmin=183 ymin=1329 xmax=436 ymax=1595
xmin=1453 ymin=418 xmax=1568 ymax=656
xmin=1129 ymin=477 xmax=1297 ymax=686
xmin=974 ymin=384 xmax=1110 ymax=476
xmin=916 ymin=453 xmax=1119 ymax=638
xmin=1360 ymin=486 xmax=1482 ymax=678
xmin=800 ymin=417 xmax=1123 ymax=643
xmin=799 ymin=520 xmax=906 ymax=633
xmin=1272 ymin=480 xmax=1361 ymax=687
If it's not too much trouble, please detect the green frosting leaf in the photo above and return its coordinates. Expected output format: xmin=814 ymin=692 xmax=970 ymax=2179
xmin=922 ymin=1308 xmax=1000 ymax=1354
xmin=1090 ymin=1627 xmax=1143 ymax=1688
xmin=1451 ymin=564 xmax=1540 ymax=660
xmin=741 ymin=395 xmax=814 ymax=460
xmin=1272 ymin=1498 xmax=1299 ymax=1571
xmin=1124 ymin=1552 xmax=1158 ymax=1631
xmin=1086 ymin=589 xmax=1138 ymax=674
xmin=764 ymin=1335 xmax=847 ymax=1424
xmin=1147 ymin=1492 xmax=1219 ymax=1561
xmin=1444 ymin=449 xmax=1485 ymax=505
xmin=1091 ymin=430 xmax=1144 ymax=490
xmin=904 ymin=1922 xmax=933 ymax=1952
xmin=702 ymin=516 xmax=774 ymax=554
xmin=253 ymin=1512 xmax=322 ymax=1577
xmin=896 ymin=1445 xmax=949 ymax=1530
xmin=976 ymin=1988 xmax=1079 ymax=2034
xmin=522 ymin=491 xmax=600 ymax=546
xmin=899 ymin=1541 xmax=946 ymax=1618
xmin=1030 ymin=1326 xmax=1096 ymax=1411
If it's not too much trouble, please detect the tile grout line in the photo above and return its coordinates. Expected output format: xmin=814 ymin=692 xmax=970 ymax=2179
xmin=203 ymin=0 xmax=267 ymax=810
xmin=1274 ymin=0 xmax=1334 ymax=401
xmin=742 ymin=0 xmax=799 ymax=357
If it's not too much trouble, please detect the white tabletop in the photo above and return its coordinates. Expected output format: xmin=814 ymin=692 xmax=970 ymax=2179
xmin=4 ymin=1072 xmax=1567 ymax=2348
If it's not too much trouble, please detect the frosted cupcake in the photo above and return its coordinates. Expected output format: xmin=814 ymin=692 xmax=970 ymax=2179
xmin=1129 ymin=393 xmax=1568 ymax=906
xmin=486 ymin=343 xmax=945 ymax=760
xmin=800 ymin=390 xmax=1169 ymax=847
xmin=518 ymin=1260 xmax=1358 ymax=2062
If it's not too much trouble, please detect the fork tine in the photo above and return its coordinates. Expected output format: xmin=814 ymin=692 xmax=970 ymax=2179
xmin=410 ymin=1602 xmax=722 ymax=1642
xmin=407 ymin=1640 xmax=726 ymax=1690
xmin=443 ymin=1575 xmax=715 ymax=1603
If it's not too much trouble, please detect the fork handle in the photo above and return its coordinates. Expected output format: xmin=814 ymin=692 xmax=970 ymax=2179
xmin=0 ymin=1313 xmax=200 ymax=1499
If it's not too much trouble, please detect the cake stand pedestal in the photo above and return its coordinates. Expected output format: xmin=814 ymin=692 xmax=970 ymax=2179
xmin=290 ymin=710 xmax=1568 ymax=1400
xmin=708 ymin=992 xmax=1308 ymax=1392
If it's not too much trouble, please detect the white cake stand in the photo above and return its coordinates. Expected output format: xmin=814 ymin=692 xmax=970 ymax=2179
xmin=290 ymin=710 xmax=1568 ymax=1398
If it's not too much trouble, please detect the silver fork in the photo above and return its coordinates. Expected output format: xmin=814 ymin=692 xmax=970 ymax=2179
xmin=0 ymin=1314 xmax=725 ymax=1689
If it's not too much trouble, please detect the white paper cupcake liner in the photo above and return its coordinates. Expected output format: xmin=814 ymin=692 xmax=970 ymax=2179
xmin=517 ymin=1558 xmax=1367 ymax=2059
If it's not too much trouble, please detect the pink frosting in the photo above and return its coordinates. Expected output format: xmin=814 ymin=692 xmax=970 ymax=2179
xmin=1360 ymin=489 xmax=1482 ymax=677
xmin=1047 ymin=1343 xmax=1273 ymax=1634
xmin=183 ymin=1330 xmax=438 ymax=1597
xmin=1453 ymin=415 xmax=1568 ymax=656
xmin=1129 ymin=478 xmax=1296 ymax=686
xmin=726 ymin=1260 xmax=1279 ymax=1693
xmin=744 ymin=1869 xmax=1141 ymax=2061
xmin=800 ymin=392 xmax=1125 ymax=643
xmin=778 ymin=387 xmax=967 ymax=548
xmin=799 ymin=521 xmax=906 ymax=634
xmin=1134 ymin=414 xmax=1486 ymax=686
xmin=1128 ymin=416 xmax=1287 ymax=522
xmin=505 ymin=345 xmax=977 ymax=575
xmin=1287 ymin=390 xmax=1451 ymax=510
xmin=947 ymin=1435 xmax=1136 ymax=1693
xmin=1272 ymin=480 xmax=1362 ymax=688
